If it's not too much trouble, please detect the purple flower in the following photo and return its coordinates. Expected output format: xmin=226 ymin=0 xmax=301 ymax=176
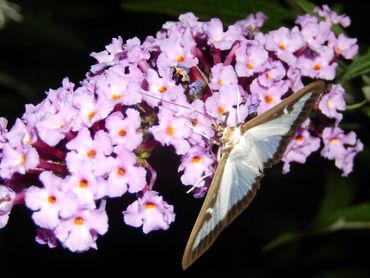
xmin=328 ymin=33 xmax=358 ymax=60
xmin=90 ymin=36 xmax=124 ymax=73
xmin=178 ymin=146 xmax=216 ymax=188
xmin=282 ymin=120 xmax=320 ymax=173
xmin=209 ymin=64 xmax=238 ymax=90
xmin=107 ymin=145 xmax=146 ymax=197
xmin=250 ymin=79 xmax=288 ymax=114
xmin=314 ymin=5 xmax=351 ymax=27
xmin=66 ymin=128 xmax=113 ymax=176
xmin=123 ymin=191 xmax=175 ymax=234
xmin=205 ymin=84 xmax=248 ymax=126
xmin=55 ymin=206 xmax=108 ymax=252
xmin=321 ymin=127 xmax=362 ymax=176
xmin=25 ymin=171 xmax=79 ymax=229
xmin=265 ymin=26 xmax=305 ymax=66
xmin=105 ymin=109 xmax=143 ymax=151
xmin=157 ymin=34 xmax=198 ymax=69
xmin=6 ymin=118 xmax=36 ymax=148
xmin=205 ymin=18 xmax=241 ymax=50
xmin=0 ymin=185 xmax=16 ymax=228
xmin=235 ymin=12 xmax=267 ymax=35
xmin=63 ymin=168 xmax=107 ymax=208
xmin=143 ymin=68 xmax=184 ymax=107
xmin=0 ymin=143 xmax=39 ymax=179
xmin=297 ymin=46 xmax=337 ymax=80
xmin=0 ymin=117 xmax=8 ymax=151
xmin=300 ymin=21 xmax=331 ymax=49
xmin=258 ymin=61 xmax=286 ymax=87
xmin=149 ymin=108 xmax=192 ymax=155
xmin=318 ymin=84 xmax=346 ymax=122
xmin=235 ymin=42 xmax=268 ymax=77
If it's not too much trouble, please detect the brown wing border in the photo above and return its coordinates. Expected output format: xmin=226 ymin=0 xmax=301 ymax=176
xmin=182 ymin=80 xmax=326 ymax=270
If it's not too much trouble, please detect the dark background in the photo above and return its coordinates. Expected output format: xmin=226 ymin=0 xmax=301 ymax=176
xmin=0 ymin=1 xmax=369 ymax=277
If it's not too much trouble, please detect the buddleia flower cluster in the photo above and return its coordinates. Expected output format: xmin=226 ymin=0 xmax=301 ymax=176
xmin=0 ymin=5 xmax=363 ymax=252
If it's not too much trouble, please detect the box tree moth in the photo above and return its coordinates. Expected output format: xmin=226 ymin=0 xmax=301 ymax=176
xmin=182 ymin=80 xmax=326 ymax=269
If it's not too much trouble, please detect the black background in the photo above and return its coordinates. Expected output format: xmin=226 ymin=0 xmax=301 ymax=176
xmin=0 ymin=1 xmax=369 ymax=277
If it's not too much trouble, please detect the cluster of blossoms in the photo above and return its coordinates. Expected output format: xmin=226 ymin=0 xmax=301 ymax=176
xmin=0 ymin=5 xmax=363 ymax=252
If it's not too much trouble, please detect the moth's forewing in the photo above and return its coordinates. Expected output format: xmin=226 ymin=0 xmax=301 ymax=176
xmin=182 ymin=81 xmax=325 ymax=270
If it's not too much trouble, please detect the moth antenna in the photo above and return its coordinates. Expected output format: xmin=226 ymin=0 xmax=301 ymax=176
xmin=186 ymin=173 xmax=213 ymax=194
xmin=137 ymin=90 xmax=209 ymax=117
xmin=185 ymin=123 xmax=211 ymax=140
xmin=195 ymin=65 xmax=214 ymax=95
xmin=235 ymin=87 xmax=242 ymax=124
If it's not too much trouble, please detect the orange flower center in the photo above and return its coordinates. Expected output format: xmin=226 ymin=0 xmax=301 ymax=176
xmin=145 ymin=202 xmax=156 ymax=210
xmin=47 ymin=195 xmax=57 ymax=204
xmin=74 ymin=217 xmax=84 ymax=225
xmin=24 ymin=134 xmax=32 ymax=145
xmin=87 ymin=149 xmax=96 ymax=159
xmin=166 ymin=125 xmax=175 ymax=136
xmin=112 ymin=94 xmax=122 ymax=100
xmin=266 ymin=72 xmax=271 ymax=80
xmin=264 ymin=95 xmax=274 ymax=104
xmin=79 ymin=179 xmax=89 ymax=188
xmin=158 ymin=86 xmax=167 ymax=93
xmin=217 ymin=79 xmax=223 ymax=86
xmin=118 ymin=128 xmax=127 ymax=137
xmin=295 ymin=135 xmax=304 ymax=143
xmin=278 ymin=43 xmax=287 ymax=50
xmin=313 ymin=64 xmax=321 ymax=71
xmin=191 ymin=118 xmax=198 ymax=126
xmin=330 ymin=137 xmax=338 ymax=143
xmin=117 ymin=167 xmax=126 ymax=176
xmin=218 ymin=106 xmax=225 ymax=115
xmin=18 ymin=154 xmax=26 ymax=165
xmin=176 ymin=55 xmax=185 ymax=63
xmin=191 ymin=156 xmax=202 ymax=164
xmin=88 ymin=111 xmax=96 ymax=121
xmin=246 ymin=62 xmax=254 ymax=69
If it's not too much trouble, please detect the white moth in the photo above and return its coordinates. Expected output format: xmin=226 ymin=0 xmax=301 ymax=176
xmin=182 ymin=81 xmax=325 ymax=269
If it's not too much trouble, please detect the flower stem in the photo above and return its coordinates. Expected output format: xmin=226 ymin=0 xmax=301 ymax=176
xmin=346 ymin=99 xmax=368 ymax=110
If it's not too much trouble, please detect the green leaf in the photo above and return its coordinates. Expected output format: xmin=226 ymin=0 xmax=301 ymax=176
xmin=121 ymin=0 xmax=295 ymax=28
xmin=315 ymin=171 xmax=353 ymax=220
xmin=339 ymin=49 xmax=370 ymax=82
xmin=292 ymin=0 xmax=316 ymax=14
xmin=262 ymin=229 xmax=301 ymax=252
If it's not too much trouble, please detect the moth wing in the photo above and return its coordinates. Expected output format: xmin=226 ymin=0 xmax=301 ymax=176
xmin=182 ymin=81 xmax=325 ymax=269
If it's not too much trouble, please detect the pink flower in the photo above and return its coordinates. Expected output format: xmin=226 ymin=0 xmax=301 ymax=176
xmin=321 ymin=127 xmax=363 ymax=175
xmin=179 ymin=146 xmax=216 ymax=187
xmin=149 ymin=108 xmax=192 ymax=155
xmin=282 ymin=121 xmax=320 ymax=173
xmin=235 ymin=42 xmax=268 ymax=77
xmin=258 ymin=61 xmax=286 ymax=87
xmin=25 ymin=171 xmax=79 ymax=229
xmin=319 ymin=84 xmax=346 ymax=122
xmin=250 ymin=79 xmax=288 ymax=114
xmin=300 ymin=21 xmax=331 ymax=49
xmin=90 ymin=36 xmax=124 ymax=73
xmin=0 ymin=144 xmax=39 ymax=179
xmin=0 ymin=185 xmax=16 ymax=229
xmin=328 ymin=33 xmax=358 ymax=60
xmin=235 ymin=12 xmax=267 ymax=35
xmin=96 ymin=67 xmax=143 ymax=106
xmin=314 ymin=5 xmax=350 ymax=27
xmin=105 ymin=109 xmax=143 ymax=151
xmin=205 ymin=18 xmax=242 ymax=50
xmin=107 ymin=145 xmax=146 ymax=197
xmin=66 ymin=128 xmax=113 ymax=176
xmin=6 ymin=118 xmax=36 ymax=148
xmin=205 ymin=84 xmax=248 ymax=126
xmin=265 ymin=26 xmax=305 ymax=66
xmin=55 ymin=206 xmax=109 ymax=252
xmin=297 ymin=46 xmax=337 ymax=80
xmin=209 ymin=64 xmax=238 ymax=90
xmin=123 ymin=191 xmax=175 ymax=234
xmin=157 ymin=34 xmax=198 ymax=69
